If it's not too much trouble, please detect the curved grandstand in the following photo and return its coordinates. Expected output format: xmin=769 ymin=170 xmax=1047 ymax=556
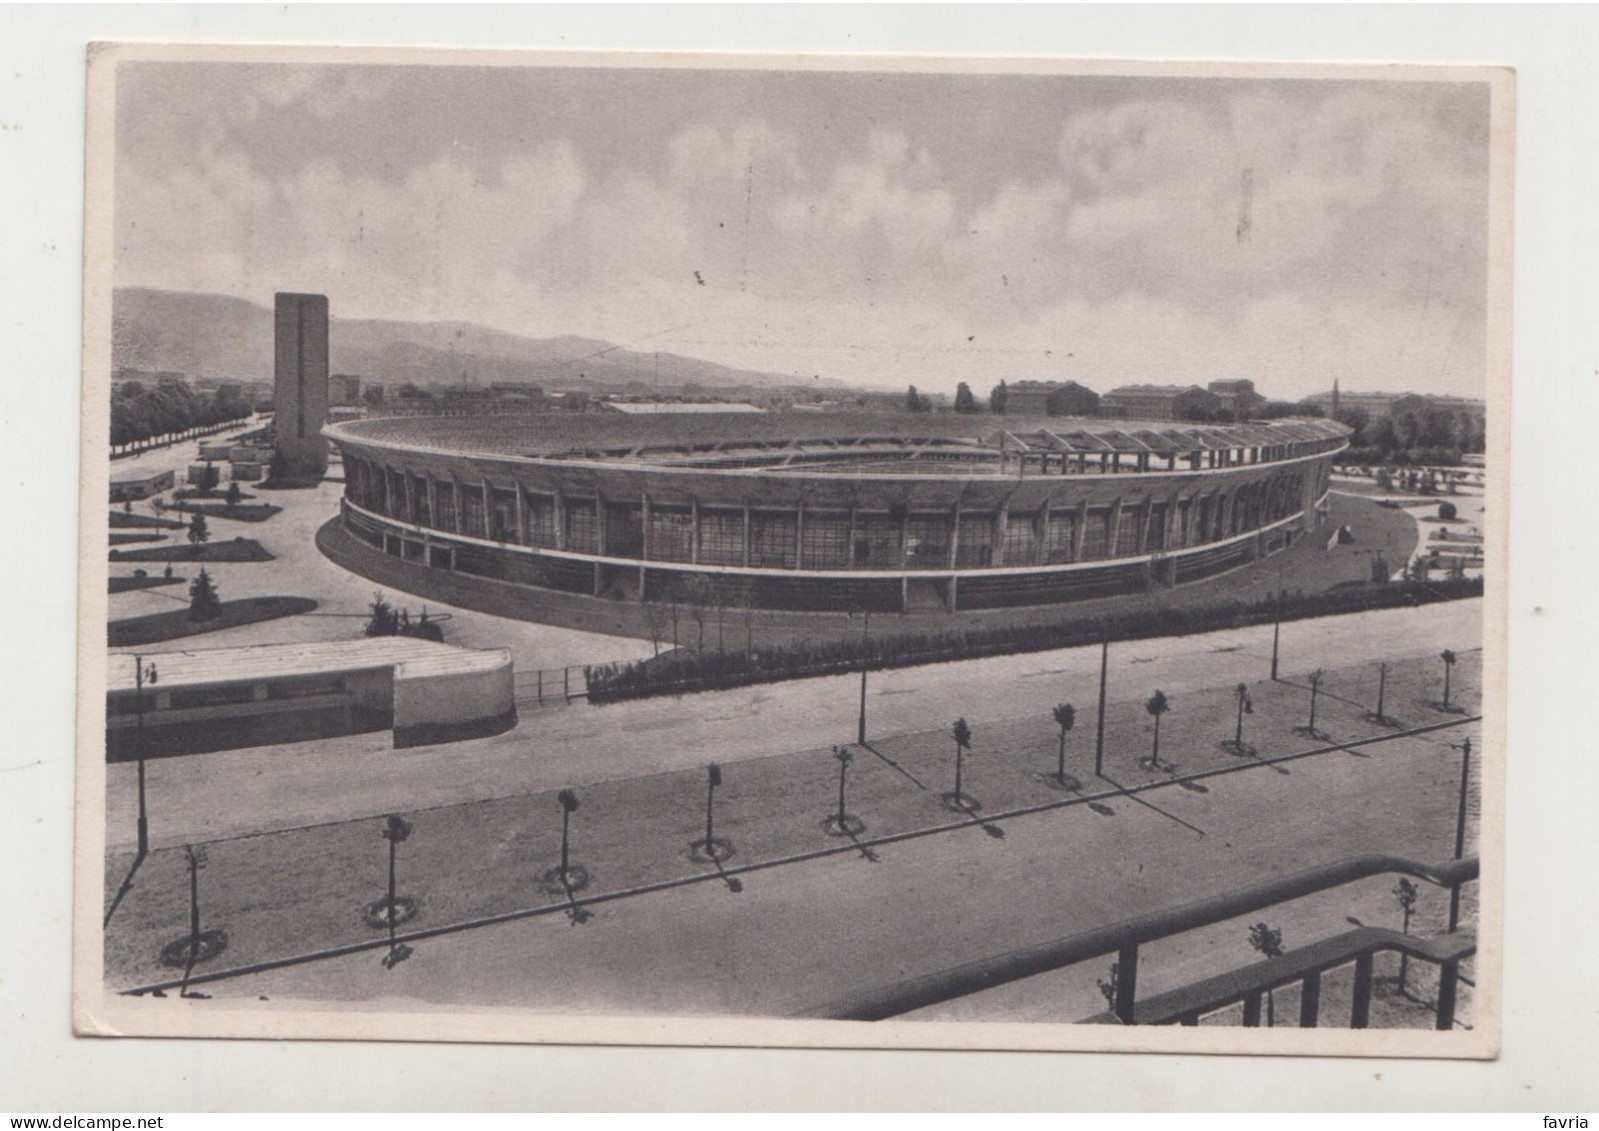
xmin=324 ymin=412 xmax=1349 ymax=613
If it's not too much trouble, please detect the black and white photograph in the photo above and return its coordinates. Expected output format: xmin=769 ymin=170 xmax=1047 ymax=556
xmin=74 ymin=43 xmax=1510 ymax=1055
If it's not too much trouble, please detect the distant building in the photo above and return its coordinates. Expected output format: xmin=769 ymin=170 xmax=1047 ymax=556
xmin=1386 ymin=393 xmax=1488 ymax=426
xmin=1207 ymin=378 xmax=1266 ymax=418
xmin=329 ymin=373 xmax=362 ymax=406
xmin=1004 ymin=380 xmax=1102 ymax=418
xmin=109 ymin=469 xmax=174 ymax=503
xmin=1302 ymin=389 xmax=1486 ymax=425
xmin=1100 ymin=384 xmax=1223 ymax=422
xmin=273 ymin=292 xmax=331 ymax=476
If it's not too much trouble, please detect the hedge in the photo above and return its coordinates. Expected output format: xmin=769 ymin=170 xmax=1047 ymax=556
xmin=584 ymin=576 xmax=1483 ymax=704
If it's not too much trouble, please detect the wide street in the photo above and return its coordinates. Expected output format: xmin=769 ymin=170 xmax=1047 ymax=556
xmin=106 ymin=597 xmax=1481 ymax=851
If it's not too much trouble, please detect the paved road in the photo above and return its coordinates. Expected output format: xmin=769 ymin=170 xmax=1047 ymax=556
xmin=107 ymin=598 xmax=1481 ymax=851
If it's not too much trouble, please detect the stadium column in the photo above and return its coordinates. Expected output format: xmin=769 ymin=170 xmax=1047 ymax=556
xmin=1135 ymin=492 xmax=1153 ymax=554
xmin=1108 ymin=497 xmax=1124 ymax=558
xmin=513 ymin=480 xmax=527 ymax=545
xmin=741 ymin=500 xmax=751 ymax=567
xmin=794 ymin=498 xmax=805 ymax=570
xmin=1073 ymin=499 xmax=1090 ymax=561
xmin=450 ymin=475 xmax=465 ymax=534
xmin=426 ymin=473 xmax=439 ymax=538
xmin=992 ymin=497 xmax=1008 ymax=566
xmin=847 ymin=503 xmax=858 ymax=568
xmin=382 ymin=464 xmax=395 ymax=516
xmin=594 ymin=485 xmax=607 ymax=596
xmin=690 ymin=495 xmax=700 ymax=565
xmin=481 ymin=480 xmax=492 ymax=539
xmin=639 ymin=490 xmax=651 ymax=601
xmin=1035 ymin=497 xmax=1051 ymax=565
xmin=554 ymin=488 xmax=567 ymax=551
xmin=401 ymin=468 xmax=414 ymax=525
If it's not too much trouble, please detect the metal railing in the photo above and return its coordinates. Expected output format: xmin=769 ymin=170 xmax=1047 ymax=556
xmin=513 ymin=666 xmax=590 ymax=705
xmin=798 ymin=853 xmax=1478 ymax=1028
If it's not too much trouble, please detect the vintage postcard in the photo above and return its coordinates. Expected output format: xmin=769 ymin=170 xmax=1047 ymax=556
xmin=75 ymin=44 xmax=1511 ymax=1055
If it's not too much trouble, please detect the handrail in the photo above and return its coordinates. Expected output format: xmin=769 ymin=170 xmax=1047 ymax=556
xmin=797 ymin=853 xmax=1479 ymax=1021
xmin=1078 ymin=926 xmax=1477 ymax=1029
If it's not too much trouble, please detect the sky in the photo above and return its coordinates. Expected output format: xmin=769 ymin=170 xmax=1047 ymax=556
xmin=112 ymin=59 xmax=1495 ymax=400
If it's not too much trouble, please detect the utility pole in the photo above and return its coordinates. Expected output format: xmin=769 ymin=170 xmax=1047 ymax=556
xmin=1450 ymin=737 xmax=1472 ymax=932
xmin=1094 ymin=640 xmax=1109 ymax=777
xmin=857 ymin=609 xmax=870 ymax=746
xmin=1270 ymin=588 xmax=1283 ymax=680
xmin=1375 ymin=661 xmax=1388 ymax=723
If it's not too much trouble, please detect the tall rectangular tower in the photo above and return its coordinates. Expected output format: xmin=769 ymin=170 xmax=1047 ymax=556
xmin=273 ymin=292 xmax=330 ymax=476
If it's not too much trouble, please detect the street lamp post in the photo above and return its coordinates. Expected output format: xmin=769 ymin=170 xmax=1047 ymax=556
xmin=132 ymin=655 xmax=158 ymax=859
xmin=1094 ymin=640 xmax=1109 ymax=777
xmin=854 ymin=609 xmax=870 ymax=745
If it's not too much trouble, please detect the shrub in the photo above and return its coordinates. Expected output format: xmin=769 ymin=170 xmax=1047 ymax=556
xmin=1438 ymin=501 xmax=1458 ymax=520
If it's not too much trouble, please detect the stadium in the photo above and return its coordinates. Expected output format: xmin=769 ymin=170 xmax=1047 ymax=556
xmin=323 ymin=413 xmax=1349 ymax=614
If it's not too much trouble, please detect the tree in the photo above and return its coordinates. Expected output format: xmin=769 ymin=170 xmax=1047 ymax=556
xmin=641 ymin=602 xmax=668 ymax=657
xmin=198 ymin=462 xmax=220 ymax=493
xmin=989 ymin=380 xmax=1009 ymax=415
xmin=1144 ymin=690 xmax=1171 ymax=770
xmin=225 ymin=480 xmax=243 ymax=508
xmin=1228 ymin=682 xmax=1254 ymax=753
xmin=953 ymin=382 xmax=978 ymax=414
xmin=365 ymin=592 xmax=399 ymax=636
xmin=1440 ymin=649 xmax=1458 ymax=709
xmin=187 ymin=568 xmax=221 ymax=621
xmin=187 ymin=510 xmax=210 ymax=545
xmin=949 ymin=717 xmax=974 ymax=809
xmin=906 ymin=384 xmax=926 ymax=413
xmin=1247 ymin=922 xmax=1286 ymax=1025
xmin=377 ymin=814 xmax=414 ymax=969
xmin=1393 ymin=878 xmax=1419 ymax=996
xmin=1438 ymin=500 xmax=1458 ymax=521
xmin=1051 ymin=703 xmax=1076 ymax=786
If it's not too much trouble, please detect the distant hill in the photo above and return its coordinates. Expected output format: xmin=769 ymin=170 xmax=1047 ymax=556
xmin=111 ymin=288 xmax=824 ymax=394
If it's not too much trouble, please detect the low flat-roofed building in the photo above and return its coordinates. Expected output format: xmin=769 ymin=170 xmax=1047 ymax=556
xmin=1101 ymin=384 xmax=1223 ymax=422
xmin=601 ymin=401 xmax=765 ymax=414
xmin=106 ymin=637 xmax=516 ymax=758
xmin=110 ymin=469 xmax=175 ymax=503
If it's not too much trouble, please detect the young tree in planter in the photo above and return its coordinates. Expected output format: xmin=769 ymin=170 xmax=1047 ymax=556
xmin=641 ymin=602 xmax=668 ymax=658
xmin=556 ymin=789 xmax=580 ymax=888
xmin=949 ymin=717 xmax=975 ymax=810
xmin=1295 ymin=670 xmax=1325 ymax=738
xmin=178 ymin=843 xmax=208 ymax=996
xmin=378 ymin=814 xmax=414 ymax=969
xmin=187 ymin=568 xmax=221 ymax=621
xmin=1393 ymin=877 xmax=1420 ymax=996
xmin=1440 ymin=649 xmax=1458 ymax=710
xmin=1227 ymin=682 xmax=1254 ymax=754
xmin=187 ymin=510 xmax=210 ymax=546
xmin=1051 ymin=703 xmax=1077 ymax=787
xmin=199 ymin=462 xmax=220 ymax=493
xmin=1246 ymin=922 xmax=1286 ymax=1025
xmin=225 ymin=480 xmax=242 ymax=508
xmin=1144 ymin=691 xmax=1171 ymax=771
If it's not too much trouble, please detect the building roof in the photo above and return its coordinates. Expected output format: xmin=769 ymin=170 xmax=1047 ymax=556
xmin=1104 ymin=384 xmax=1212 ymax=398
xmin=107 ymin=638 xmax=510 ymax=693
xmin=602 ymin=401 xmax=765 ymax=414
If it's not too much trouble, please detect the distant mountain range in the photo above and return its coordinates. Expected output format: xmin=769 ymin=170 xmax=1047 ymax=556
xmin=111 ymin=288 xmax=833 ymax=394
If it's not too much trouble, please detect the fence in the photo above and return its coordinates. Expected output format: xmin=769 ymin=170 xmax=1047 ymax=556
xmin=513 ymin=666 xmax=591 ymax=706
xmin=585 ymin=576 xmax=1485 ymax=704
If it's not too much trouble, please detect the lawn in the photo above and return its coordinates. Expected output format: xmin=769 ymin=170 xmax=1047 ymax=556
xmin=107 ymin=595 xmax=317 ymax=646
xmin=109 ymin=533 xmax=168 ymax=546
xmin=109 ymin=574 xmax=185 ymax=594
xmin=109 ymin=538 xmax=275 ymax=564
xmin=168 ymin=502 xmax=283 ymax=523
xmin=109 ymin=511 xmax=187 ymax=530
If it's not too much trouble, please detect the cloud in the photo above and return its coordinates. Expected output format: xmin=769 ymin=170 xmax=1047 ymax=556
xmin=112 ymin=65 xmax=1492 ymax=399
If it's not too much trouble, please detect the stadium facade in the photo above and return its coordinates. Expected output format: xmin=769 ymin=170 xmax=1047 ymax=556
xmin=324 ymin=413 xmax=1348 ymax=613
